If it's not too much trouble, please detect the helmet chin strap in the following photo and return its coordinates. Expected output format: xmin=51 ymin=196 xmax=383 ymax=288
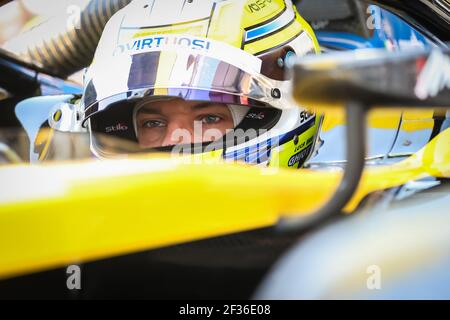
xmin=227 ymin=104 xmax=250 ymax=127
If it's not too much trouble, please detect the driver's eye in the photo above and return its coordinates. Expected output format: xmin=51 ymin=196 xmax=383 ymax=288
xmin=142 ymin=120 xmax=166 ymax=128
xmin=201 ymin=115 xmax=222 ymax=125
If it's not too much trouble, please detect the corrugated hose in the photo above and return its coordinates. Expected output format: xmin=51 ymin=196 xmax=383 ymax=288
xmin=4 ymin=0 xmax=132 ymax=78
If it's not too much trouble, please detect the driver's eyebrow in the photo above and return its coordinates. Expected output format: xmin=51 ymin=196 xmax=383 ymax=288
xmin=191 ymin=102 xmax=226 ymax=110
xmin=138 ymin=102 xmax=223 ymax=115
xmin=137 ymin=106 xmax=163 ymax=115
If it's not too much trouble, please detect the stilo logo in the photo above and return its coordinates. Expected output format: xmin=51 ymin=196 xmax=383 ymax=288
xmin=246 ymin=112 xmax=265 ymax=120
xmin=105 ymin=123 xmax=128 ymax=133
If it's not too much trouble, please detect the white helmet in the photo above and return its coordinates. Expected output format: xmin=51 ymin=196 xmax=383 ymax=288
xmin=82 ymin=0 xmax=322 ymax=168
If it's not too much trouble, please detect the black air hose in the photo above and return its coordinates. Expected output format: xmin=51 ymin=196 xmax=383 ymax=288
xmin=4 ymin=0 xmax=132 ymax=78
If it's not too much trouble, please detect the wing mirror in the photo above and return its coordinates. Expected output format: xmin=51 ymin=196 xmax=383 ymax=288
xmin=279 ymin=48 xmax=450 ymax=232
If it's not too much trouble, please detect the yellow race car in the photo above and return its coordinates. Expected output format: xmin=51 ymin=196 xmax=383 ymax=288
xmin=0 ymin=0 xmax=449 ymax=300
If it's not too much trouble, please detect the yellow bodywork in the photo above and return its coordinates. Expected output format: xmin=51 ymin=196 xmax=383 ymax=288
xmin=0 ymin=124 xmax=449 ymax=279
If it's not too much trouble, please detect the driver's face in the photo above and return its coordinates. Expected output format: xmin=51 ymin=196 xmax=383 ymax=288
xmin=135 ymin=98 xmax=234 ymax=148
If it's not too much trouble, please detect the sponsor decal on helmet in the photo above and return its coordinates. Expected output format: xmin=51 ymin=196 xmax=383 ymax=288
xmin=246 ymin=112 xmax=266 ymax=120
xmin=294 ymin=136 xmax=313 ymax=153
xmin=114 ymin=35 xmax=211 ymax=56
xmin=105 ymin=123 xmax=129 ymax=133
xmin=288 ymin=145 xmax=312 ymax=167
xmin=247 ymin=0 xmax=273 ymax=13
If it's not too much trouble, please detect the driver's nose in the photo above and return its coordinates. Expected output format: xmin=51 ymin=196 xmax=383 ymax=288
xmin=161 ymin=120 xmax=195 ymax=147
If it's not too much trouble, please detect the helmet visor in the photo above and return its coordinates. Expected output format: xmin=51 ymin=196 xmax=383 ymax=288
xmin=87 ymin=95 xmax=281 ymax=159
xmin=83 ymin=46 xmax=291 ymax=118
xmin=83 ymin=38 xmax=290 ymax=158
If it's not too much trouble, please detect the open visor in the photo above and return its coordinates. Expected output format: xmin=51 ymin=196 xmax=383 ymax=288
xmin=83 ymin=48 xmax=292 ymax=120
xmin=86 ymin=93 xmax=282 ymax=159
xmin=82 ymin=41 xmax=293 ymax=158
